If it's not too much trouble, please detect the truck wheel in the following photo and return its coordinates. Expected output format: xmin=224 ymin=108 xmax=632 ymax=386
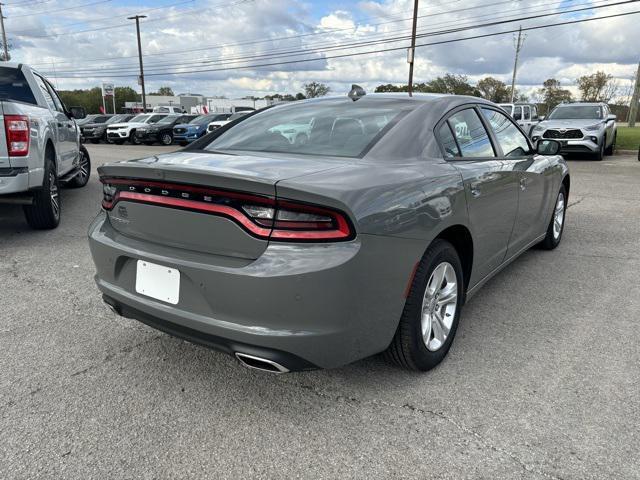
xmin=23 ymin=155 xmax=60 ymax=230
xmin=67 ymin=145 xmax=91 ymax=188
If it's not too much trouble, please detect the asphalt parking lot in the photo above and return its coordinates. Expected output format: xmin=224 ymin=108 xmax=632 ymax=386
xmin=1 ymin=144 xmax=639 ymax=479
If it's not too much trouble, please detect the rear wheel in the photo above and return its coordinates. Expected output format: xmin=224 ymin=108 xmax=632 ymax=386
xmin=539 ymin=184 xmax=567 ymax=250
xmin=384 ymin=239 xmax=464 ymax=371
xmin=67 ymin=144 xmax=91 ymax=188
xmin=23 ymin=153 xmax=60 ymax=229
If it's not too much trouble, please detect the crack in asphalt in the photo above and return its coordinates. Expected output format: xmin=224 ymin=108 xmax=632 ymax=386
xmin=294 ymin=382 xmax=566 ymax=480
xmin=567 ymin=195 xmax=587 ymax=209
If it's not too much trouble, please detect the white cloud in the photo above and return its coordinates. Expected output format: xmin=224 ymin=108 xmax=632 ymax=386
xmin=4 ymin=0 xmax=638 ymax=100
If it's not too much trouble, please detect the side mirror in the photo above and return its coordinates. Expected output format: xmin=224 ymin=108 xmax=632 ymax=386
xmin=607 ymin=114 xmax=616 ymax=122
xmin=536 ymin=139 xmax=561 ymax=156
xmin=69 ymin=106 xmax=86 ymax=120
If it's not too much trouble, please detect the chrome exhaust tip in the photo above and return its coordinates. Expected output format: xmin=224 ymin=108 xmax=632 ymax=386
xmin=235 ymin=352 xmax=289 ymax=374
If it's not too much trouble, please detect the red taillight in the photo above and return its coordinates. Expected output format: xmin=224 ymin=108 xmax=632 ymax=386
xmin=4 ymin=115 xmax=30 ymax=156
xmin=100 ymin=178 xmax=355 ymax=242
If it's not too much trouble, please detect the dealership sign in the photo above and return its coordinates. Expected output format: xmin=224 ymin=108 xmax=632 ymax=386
xmin=102 ymin=83 xmax=115 ymax=97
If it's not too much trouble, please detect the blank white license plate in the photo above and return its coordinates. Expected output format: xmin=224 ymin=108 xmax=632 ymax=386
xmin=135 ymin=260 xmax=180 ymax=305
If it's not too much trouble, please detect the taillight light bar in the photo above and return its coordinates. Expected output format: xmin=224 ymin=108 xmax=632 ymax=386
xmin=100 ymin=178 xmax=355 ymax=242
xmin=4 ymin=115 xmax=30 ymax=156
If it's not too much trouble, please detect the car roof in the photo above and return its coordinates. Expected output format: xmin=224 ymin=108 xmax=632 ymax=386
xmin=556 ymin=102 xmax=604 ymax=107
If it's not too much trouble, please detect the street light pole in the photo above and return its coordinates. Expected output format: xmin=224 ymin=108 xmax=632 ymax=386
xmin=128 ymin=15 xmax=147 ymax=112
xmin=407 ymin=0 xmax=419 ymax=97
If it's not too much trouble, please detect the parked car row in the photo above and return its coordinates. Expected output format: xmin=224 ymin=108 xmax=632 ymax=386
xmin=80 ymin=111 xmax=253 ymax=146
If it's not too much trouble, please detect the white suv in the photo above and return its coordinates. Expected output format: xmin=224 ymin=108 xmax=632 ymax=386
xmin=106 ymin=113 xmax=168 ymax=145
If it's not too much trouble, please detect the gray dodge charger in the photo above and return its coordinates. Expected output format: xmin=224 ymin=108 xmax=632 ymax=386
xmin=89 ymin=91 xmax=569 ymax=373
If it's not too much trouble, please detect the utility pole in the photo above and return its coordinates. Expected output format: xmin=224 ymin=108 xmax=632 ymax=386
xmin=128 ymin=15 xmax=147 ymax=112
xmin=510 ymin=25 xmax=526 ymax=103
xmin=628 ymin=61 xmax=640 ymax=128
xmin=407 ymin=0 xmax=419 ymax=97
xmin=0 ymin=3 xmax=9 ymax=62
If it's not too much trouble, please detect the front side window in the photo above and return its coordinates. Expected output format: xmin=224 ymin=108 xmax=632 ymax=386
xmin=481 ymin=108 xmax=531 ymax=158
xmin=205 ymin=100 xmax=412 ymax=158
xmin=447 ymin=109 xmax=495 ymax=158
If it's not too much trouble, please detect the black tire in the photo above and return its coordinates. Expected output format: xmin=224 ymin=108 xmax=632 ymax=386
xmin=67 ymin=144 xmax=91 ymax=188
xmin=593 ymin=138 xmax=604 ymax=161
xmin=384 ymin=239 xmax=464 ymax=371
xmin=539 ymin=184 xmax=567 ymax=250
xmin=129 ymin=131 xmax=141 ymax=145
xmin=604 ymin=133 xmax=616 ymax=156
xmin=160 ymin=132 xmax=173 ymax=145
xmin=23 ymin=152 xmax=61 ymax=230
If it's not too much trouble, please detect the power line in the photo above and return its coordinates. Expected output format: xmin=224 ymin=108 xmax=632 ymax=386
xmin=42 ymin=0 xmax=638 ymax=76
xmin=40 ymin=9 xmax=640 ymax=79
xmin=9 ymin=0 xmax=113 ymax=17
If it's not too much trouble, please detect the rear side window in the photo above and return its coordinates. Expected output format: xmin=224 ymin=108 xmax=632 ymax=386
xmin=447 ymin=109 xmax=495 ymax=158
xmin=33 ymin=74 xmax=57 ymax=111
xmin=437 ymin=123 xmax=460 ymax=158
xmin=0 ymin=67 xmax=37 ymax=105
xmin=481 ymin=108 xmax=531 ymax=157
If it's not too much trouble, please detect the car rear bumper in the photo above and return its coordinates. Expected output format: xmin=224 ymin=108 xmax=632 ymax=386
xmin=0 ymin=169 xmax=29 ymax=195
xmin=88 ymin=212 xmax=419 ymax=369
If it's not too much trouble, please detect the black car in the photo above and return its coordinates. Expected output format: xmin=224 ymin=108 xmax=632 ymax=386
xmin=135 ymin=114 xmax=199 ymax=145
xmin=81 ymin=114 xmax=134 ymax=143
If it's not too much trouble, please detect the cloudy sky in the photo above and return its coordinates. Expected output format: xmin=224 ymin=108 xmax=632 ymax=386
xmin=5 ymin=0 xmax=640 ymax=100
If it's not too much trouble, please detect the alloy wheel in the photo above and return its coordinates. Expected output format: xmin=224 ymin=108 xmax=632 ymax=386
xmin=49 ymin=172 xmax=60 ymax=220
xmin=421 ymin=262 xmax=458 ymax=352
xmin=76 ymin=150 xmax=89 ymax=184
xmin=161 ymin=133 xmax=173 ymax=145
xmin=553 ymin=192 xmax=565 ymax=240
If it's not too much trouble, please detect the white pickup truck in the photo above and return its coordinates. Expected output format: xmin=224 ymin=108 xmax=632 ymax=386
xmin=0 ymin=63 xmax=90 ymax=229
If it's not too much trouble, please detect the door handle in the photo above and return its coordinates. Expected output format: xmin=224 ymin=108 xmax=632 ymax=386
xmin=470 ymin=186 xmax=481 ymax=198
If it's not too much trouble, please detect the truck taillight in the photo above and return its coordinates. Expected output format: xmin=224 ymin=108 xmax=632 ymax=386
xmin=4 ymin=115 xmax=30 ymax=156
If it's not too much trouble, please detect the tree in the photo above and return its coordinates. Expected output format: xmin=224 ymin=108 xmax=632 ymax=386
xmin=576 ymin=71 xmax=618 ymax=103
xmin=151 ymin=86 xmax=175 ymax=96
xmin=58 ymin=86 xmax=141 ymax=113
xmin=304 ymin=81 xmax=330 ymax=98
xmin=375 ymin=83 xmax=408 ymax=93
xmin=538 ymin=78 xmax=573 ymax=114
xmin=419 ymin=74 xmax=480 ymax=96
xmin=295 ymin=92 xmax=306 ymax=100
xmin=477 ymin=77 xmax=510 ymax=103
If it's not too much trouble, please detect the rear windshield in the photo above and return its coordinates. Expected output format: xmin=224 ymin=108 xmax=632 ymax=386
xmin=204 ymin=100 xmax=410 ymax=158
xmin=0 ymin=67 xmax=37 ymax=105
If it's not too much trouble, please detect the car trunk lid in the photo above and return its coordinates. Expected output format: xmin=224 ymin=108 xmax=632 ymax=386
xmin=98 ymin=151 xmax=345 ymax=259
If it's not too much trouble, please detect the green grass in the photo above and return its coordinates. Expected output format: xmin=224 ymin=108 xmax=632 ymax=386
xmin=616 ymin=126 xmax=640 ymax=151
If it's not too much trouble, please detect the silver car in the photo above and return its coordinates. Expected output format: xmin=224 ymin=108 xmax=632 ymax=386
xmin=89 ymin=93 xmax=569 ymax=373
xmin=531 ymin=102 xmax=617 ymax=160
